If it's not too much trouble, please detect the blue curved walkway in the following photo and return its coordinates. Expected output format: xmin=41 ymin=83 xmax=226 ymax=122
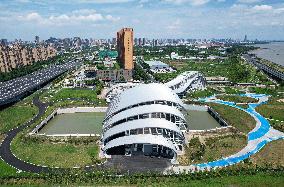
xmin=184 ymin=93 xmax=284 ymax=170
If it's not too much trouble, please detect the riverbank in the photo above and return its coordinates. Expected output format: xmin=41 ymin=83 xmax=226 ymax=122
xmin=250 ymin=42 xmax=284 ymax=67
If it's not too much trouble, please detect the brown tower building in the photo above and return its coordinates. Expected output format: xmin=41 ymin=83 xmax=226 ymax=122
xmin=117 ymin=28 xmax=134 ymax=70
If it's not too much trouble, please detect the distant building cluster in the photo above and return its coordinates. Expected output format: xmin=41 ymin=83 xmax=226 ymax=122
xmin=85 ymin=69 xmax=133 ymax=82
xmin=0 ymin=43 xmax=57 ymax=73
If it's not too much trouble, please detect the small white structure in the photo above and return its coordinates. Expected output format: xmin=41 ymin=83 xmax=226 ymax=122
xmin=171 ymin=52 xmax=181 ymax=59
xmin=144 ymin=60 xmax=175 ymax=73
xmin=144 ymin=61 xmax=169 ymax=70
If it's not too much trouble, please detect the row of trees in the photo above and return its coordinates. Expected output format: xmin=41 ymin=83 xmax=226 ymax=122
xmin=1 ymin=164 xmax=283 ymax=186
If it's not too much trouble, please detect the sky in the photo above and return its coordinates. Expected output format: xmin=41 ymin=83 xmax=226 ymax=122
xmin=0 ymin=0 xmax=284 ymax=41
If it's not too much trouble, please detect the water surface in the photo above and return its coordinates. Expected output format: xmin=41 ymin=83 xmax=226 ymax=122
xmin=250 ymin=42 xmax=284 ymax=67
xmin=40 ymin=112 xmax=105 ymax=135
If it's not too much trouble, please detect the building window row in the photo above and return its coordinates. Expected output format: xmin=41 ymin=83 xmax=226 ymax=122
xmin=105 ymin=100 xmax=184 ymax=121
xmin=103 ymin=111 xmax=187 ymax=133
xmin=104 ymin=127 xmax=184 ymax=146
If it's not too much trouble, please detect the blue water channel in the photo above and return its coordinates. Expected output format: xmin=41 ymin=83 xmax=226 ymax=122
xmin=193 ymin=94 xmax=284 ymax=169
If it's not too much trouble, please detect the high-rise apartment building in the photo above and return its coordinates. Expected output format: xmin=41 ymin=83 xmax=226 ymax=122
xmin=117 ymin=28 xmax=134 ymax=70
xmin=0 ymin=44 xmax=57 ymax=73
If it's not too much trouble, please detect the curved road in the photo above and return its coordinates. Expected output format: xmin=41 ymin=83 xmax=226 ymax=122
xmin=0 ymin=96 xmax=50 ymax=173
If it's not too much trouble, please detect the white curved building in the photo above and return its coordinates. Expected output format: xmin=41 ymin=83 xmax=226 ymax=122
xmin=102 ymin=83 xmax=187 ymax=162
xmin=105 ymin=71 xmax=206 ymax=103
xmin=165 ymin=71 xmax=206 ymax=97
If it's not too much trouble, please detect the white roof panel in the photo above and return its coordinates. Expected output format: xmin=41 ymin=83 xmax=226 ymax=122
xmin=106 ymin=83 xmax=183 ymax=118
xmin=104 ymin=134 xmax=177 ymax=152
xmin=165 ymin=71 xmax=198 ymax=87
xmin=104 ymin=104 xmax=185 ymax=128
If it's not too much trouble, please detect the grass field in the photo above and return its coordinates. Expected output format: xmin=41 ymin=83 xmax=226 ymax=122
xmin=51 ymin=88 xmax=98 ymax=101
xmin=40 ymin=88 xmax=107 ymax=107
xmin=178 ymin=135 xmax=247 ymax=165
xmin=250 ymin=139 xmax=284 ymax=167
xmin=256 ymin=96 xmax=284 ymax=132
xmin=187 ymin=87 xmax=221 ymax=99
xmin=209 ymin=103 xmax=255 ymax=134
xmin=0 ymin=159 xmax=18 ymax=177
xmin=0 ymin=105 xmax=38 ymax=133
xmin=11 ymin=134 xmax=100 ymax=168
xmin=216 ymin=95 xmax=258 ymax=103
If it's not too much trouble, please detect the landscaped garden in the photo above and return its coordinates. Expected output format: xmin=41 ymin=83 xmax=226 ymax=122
xmin=256 ymin=96 xmax=284 ymax=132
xmin=216 ymin=95 xmax=258 ymax=103
xmin=11 ymin=134 xmax=101 ymax=168
xmin=178 ymin=135 xmax=247 ymax=165
xmin=165 ymin=56 xmax=272 ymax=84
xmin=186 ymin=87 xmax=221 ymax=99
xmin=250 ymin=139 xmax=284 ymax=167
xmin=208 ymin=103 xmax=256 ymax=134
xmin=40 ymin=87 xmax=107 ymax=107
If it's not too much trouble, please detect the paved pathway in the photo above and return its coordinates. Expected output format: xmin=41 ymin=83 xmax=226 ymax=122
xmin=0 ymin=97 xmax=50 ymax=173
xmin=172 ymin=93 xmax=284 ymax=173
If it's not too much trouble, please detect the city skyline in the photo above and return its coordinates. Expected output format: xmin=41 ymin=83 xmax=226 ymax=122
xmin=0 ymin=0 xmax=284 ymax=40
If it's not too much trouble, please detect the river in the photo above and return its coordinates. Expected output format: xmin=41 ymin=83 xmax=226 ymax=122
xmin=250 ymin=42 xmax=284 ymax=67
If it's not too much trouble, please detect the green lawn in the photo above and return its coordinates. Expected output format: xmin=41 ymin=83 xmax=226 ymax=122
xmin=256 ymin=96 xmax=284 ymax=132
xmin=187 ymin=88 xmax=221 ymax=99
xmin=209 ymin=103 xmax=256 ymax=134
xmin=216 ymin=95 xmax=258 ymax=103
xmin=12 ymin=135 xmax=99 ymax=168
xmin=249 ymin=87 xmax=280 ymax=96
xmin=224 ymin=87 xmax=245 ymax=94
xmin=0 ymin=159 xmax=18 ymax=177
xmin=11 ymin=134 xmax=100 ymax=168
xmin=0 ymin=105 xmax=38 ymax=133
xmin=154 ymin=71 xmax=180 ymax=82
xmin=40 ymin=88 xmax=107 ymax=107
xmin=0 ymin=156 xmax=34 ymax=178
xmin=51 ymin=88 xmax=98 ymax=101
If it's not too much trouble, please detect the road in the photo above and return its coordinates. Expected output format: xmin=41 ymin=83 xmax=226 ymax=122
xmin=0 ymin=96 xmax=50 ymax=173
xmin=0 ymin=60 xmax=81 ymax=106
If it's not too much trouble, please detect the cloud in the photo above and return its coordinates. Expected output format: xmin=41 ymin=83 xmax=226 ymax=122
xmin=231 ymin=3 xmax=274 ymax=13
xmin=16 ymin=10 xmax=119 ymax=26
xmin=77 ymin=0 xmax=135 ymax=3
xmin=167 ymin=19 xmax=181 ymax=29
xmin=162 ymin=0 xmax=211 ymax=6
xmin=252 ymin=5 xmax=273 ymax=11
xmin=237 ymin=0 xmax=262 ymax=4
xmin=105 ymin=15 xmax=120 ymax=22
